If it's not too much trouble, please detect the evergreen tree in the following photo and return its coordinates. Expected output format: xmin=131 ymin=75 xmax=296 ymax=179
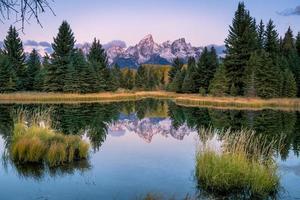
xmin=45 ymin=21 xmax=75 ymax=92
xmin=146 ymin=68 xmax=159 ymax=90
xmin=257 ymin=20 xmax=265 ymax=49
xmin=264 ymin=20 xmax=280 ymax=59
xmin=26 ymin=49 xmax=41 ymax=91
xmin=244 ymin=52 xmax=259 ymax=97
xmin=281 ymin=28 xmax=300 ymax=96
xmin=296 ymin=32 xmax=300 ymax=57
xmin=123 ymin=69 xmax=135 ymax=90
xmin=0 ymin=54 xmax=17 ymax=92
xmin=36 ymin=54 xmax=50 ymax=91
xmin=224 ymin=2 xmax=258 ymax=96
xmin=282 ymin=68 xmax=297 ymax=98
xmin=169 ymin=57 xmax=183 ymax=83
xmin=3 ymin=26 xmax=26 ymax=91
xmin=282 ymin=27 xmax=295 ymax=56
xmin=254 ymin=51 xmax=282 ymax=98
xmin=182 ymin=57 xmax=197 ymax=93
xmin=63 ymin=62 xmax=78 ymax=93
xmin=109 ymin=64 xmax=122 ymax=91
xmin=196 ymin=47 xmax=219 ymax=93
xmin=69 ymin=49 xmax=94 ymax=93
xmin=87 ymin=38 xmax=109 ymax=91
xmin=209 ymin=64 xmax=228 ymax=96
xmin=136 ymin=65 xmax=147 ymax=89
xmin=171 ymin=68 xmax=186 ymax=93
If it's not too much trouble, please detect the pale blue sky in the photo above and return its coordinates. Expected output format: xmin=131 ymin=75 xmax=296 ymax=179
xmin=0 ymin=0 xmax=299 ymax=46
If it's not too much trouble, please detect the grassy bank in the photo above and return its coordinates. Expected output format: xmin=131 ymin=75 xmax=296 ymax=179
xmin=0 ymin=91 xmax=300 ymax=110
xmin=195 ymin=128 xmax=279 ymax=198
xmin=10 ymin=117 xmax=89 ymax=167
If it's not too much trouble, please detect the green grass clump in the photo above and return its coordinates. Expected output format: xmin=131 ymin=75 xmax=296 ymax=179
xmin=11 ymin=123 xmax=89 ymax=167
xmin=195 ymin=128 xmax=279 ymax=198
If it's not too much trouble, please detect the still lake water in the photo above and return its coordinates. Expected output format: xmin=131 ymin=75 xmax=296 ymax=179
xmin=0 ymin=99 xmax=299 ymax=200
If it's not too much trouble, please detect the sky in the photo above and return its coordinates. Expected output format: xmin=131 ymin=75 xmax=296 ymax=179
xmin=0 ymin=0 xmax=300 ymax=46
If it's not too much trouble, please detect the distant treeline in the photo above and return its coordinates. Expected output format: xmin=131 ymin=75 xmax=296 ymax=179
xmin=168 ymin=2 xmax=300 ymax=98
xmin=0 ymin=2 xmax=300 ymax=98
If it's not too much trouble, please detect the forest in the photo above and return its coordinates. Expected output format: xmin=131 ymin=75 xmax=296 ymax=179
xmin=0 ymin=2 xmax=300 ymax=99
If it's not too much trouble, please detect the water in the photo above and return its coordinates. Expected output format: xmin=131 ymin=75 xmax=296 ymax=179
xmin=0 ymin=99 xmax=299 ymax=200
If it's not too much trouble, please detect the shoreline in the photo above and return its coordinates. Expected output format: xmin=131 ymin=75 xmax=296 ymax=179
xmin=0 ymin=91 xmax=300 ymax=110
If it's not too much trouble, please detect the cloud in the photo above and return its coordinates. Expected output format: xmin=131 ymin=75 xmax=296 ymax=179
xmin=39 ymin=41 xmax=51 ymax=48
xmin=44 ymin=47 xmax=53 ymax=54
xmin=278 ymin=5 xmax=300 ymax=16
xmin=103 ymin=40 xmax=127 ymax=49
xmin=0 ymin=41 xmax=3 ymax=49
xmin=24 ymin=40 xmax=39 ymax=46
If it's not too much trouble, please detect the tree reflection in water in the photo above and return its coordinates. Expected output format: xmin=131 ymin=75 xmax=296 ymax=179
xmin=0 ymin=99 xmax=300 ymax=181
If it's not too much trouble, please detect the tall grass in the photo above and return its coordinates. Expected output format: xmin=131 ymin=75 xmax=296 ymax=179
xmin=10 ymin=111 xmax=89 ymax=167
xmin=195 ymin=128 xmax=280 ymax=198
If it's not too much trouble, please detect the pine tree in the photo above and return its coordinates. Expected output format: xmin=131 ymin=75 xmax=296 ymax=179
xmin=169 ymin=57 xmax=183 ymax=83
xmin=63 ymin=63 xmax=78 ymax=93
xmin=36 ymin=54 xmax=50 ymax=91
xmin=196 ymin=47 xmax=218 ymax=93
xmin=87 ymin=38 xmax=109 ymax=91
xmin=224 ymin=2 xmax=258 ymax=96
xmin=26 ymin=49 xmax=41 ymax=91
xmin=282 ymin=27 xmax=295 ymax=56
xmin=3 ymin=26 xmax=26 ymax=91
xmin=70 ymin=49 xmax=94 ymax=93
xmin=257 ymin=20 xmax=265 ymax=49
xmin=136 ymin=65 xmax=147 ymax=89
xmin=0 ymin=54 xmax=17 ymax=93
xmin=147 ymin=68 xmax=159 ymax=90
xmin=209 ymin=64 xmax=228 ymax=96
xmin=264 ymin=20 xmax=280 ymax=59
xmin=244 ymin=52 xmax=259 ymax=97
xmin=296 ymin=32 xmax=300 ymax=57
xmin=254 ymin=51 xmax=282 ymax=98
xmin=281 ymin=28 xmax=300 ymax=96
xmin=282 ymin=68 xmax=297 ymax=98
xmin=45 ymin=21 xmax=75 ymax=92
xmin=109 ymin=64 xmax=122 ymax=91
xmin=171 ymin=68 xmax=186 ymax=93
xmin=182 ymin=57 xmax=197 ymax=93
xmin=123 ymin=69 xmax=135 ymax=90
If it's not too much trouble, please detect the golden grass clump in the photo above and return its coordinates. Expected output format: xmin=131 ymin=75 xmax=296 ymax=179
xmin=195 ymin=128 xmax=280 ymax=198
xmin=11 ymin=122 xmax=89 ymax=167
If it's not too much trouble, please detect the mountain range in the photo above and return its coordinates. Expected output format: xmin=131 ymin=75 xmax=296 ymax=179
xmin=108 ymin=117 xmax=195 ymax=143
xmin=0 ymin=35 xmax=225 ymax=68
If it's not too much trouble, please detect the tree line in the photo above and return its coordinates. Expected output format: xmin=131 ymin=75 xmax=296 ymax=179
xmin=168 ymin=2 xmax=300 ymax=98
xmin=0 ymin=21 xmax=169 ymax=93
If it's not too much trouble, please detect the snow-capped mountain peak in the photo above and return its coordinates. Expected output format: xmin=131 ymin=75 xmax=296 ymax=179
xmin=7 ymin=35 xmax=225 ymax=68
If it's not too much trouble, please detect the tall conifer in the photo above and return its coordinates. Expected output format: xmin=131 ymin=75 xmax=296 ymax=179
xmin=224 ymin=2 xmax=258 ymax=95
xmin=45 ymin=21 xmax=75 ymax=91
xmin=26 ymin=49 xmax=41 ymax=91
xmin=3 ymin=26 xmax=26 ymax=91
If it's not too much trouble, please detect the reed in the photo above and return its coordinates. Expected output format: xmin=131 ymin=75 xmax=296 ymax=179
xmin=195 ymin=128 xmax=280 ymax=198
xmin=10 ymin=112 xmax=89 ymax=167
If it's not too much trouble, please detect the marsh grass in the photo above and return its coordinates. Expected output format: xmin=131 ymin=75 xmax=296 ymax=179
xmin=196 ymin=128 xmax=281 ymax=198
xmin=10 ymin=111 xmax=89 ymax=167
xmin=0 ymin=91 xmax=300 ymax=110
